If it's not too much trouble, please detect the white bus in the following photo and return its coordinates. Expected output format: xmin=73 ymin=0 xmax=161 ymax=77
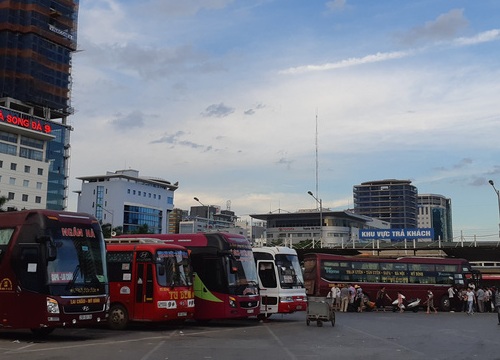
xmin=253 ymin=247 xmax=307 ymax=319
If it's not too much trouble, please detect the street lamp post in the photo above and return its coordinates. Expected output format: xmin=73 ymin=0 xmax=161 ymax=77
xmin=308 ymin=191 xmax=323 ymax=246
xmin=194 ymin=197 xmax=210 ymax=230
xmin=488 ymin=180 xmax=500 ymax=239
xmin=96 ymin=204 xmax=114 ymax=236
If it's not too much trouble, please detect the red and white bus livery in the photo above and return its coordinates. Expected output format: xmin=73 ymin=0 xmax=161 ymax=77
xmin=253 ymin=246 xmax=307 ymax=319
xmin=106 ymin=239 xmax=195 ymax=329
xmin=303 ymin=253 xmax=480 ymax=311
xmin=117 ymin=233 xmax=260 ymax=320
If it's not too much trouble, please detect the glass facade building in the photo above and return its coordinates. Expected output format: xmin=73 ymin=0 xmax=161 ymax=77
xmin=353 ymin=179 xmax=418 ymax=229
xmin=418 ymin=194 xmax=453 ymax=241
xmin=0 ymin=0 xmax=78 ymax=114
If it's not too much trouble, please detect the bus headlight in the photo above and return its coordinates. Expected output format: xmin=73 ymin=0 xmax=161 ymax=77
xmin=46 ymin=297 xmax=60 ymax=314
xmin=280 ymin=297 xmax=293 ymax=303
xmin=229 ymin=296 xmax=237 ymax=308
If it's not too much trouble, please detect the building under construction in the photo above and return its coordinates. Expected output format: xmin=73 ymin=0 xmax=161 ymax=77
xmin=0 ymin=0 xmax=79 ymax=210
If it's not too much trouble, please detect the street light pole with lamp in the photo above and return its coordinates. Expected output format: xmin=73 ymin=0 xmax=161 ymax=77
xmin=488 ymin=180 xmax=500 ymax=239
xmin=307 ymin=191 xmax=323 ymax=247
xmin=194 ymin=197 xmax=210 ymax=230
xmin=96 ymin=203 xmax=114 ymax=236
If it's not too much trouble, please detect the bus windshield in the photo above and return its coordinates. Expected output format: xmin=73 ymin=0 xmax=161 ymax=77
xmin=156 ymin=250 xmax=192 ymax=287
xmin=275 ymin=254 xmax=304 ymax=288
xmin=47 ymin=235 xmax=107 ymax=296
xmin=227 ymin=251 xmax=259 ymax=296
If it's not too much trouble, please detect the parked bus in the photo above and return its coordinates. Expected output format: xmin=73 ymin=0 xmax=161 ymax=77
xmin=117 ymin=233 xmax=260 ymax=320
xmin=303 ymin=253 xmax=481 ymax=311
xmin=253 ymin=246 xmax=307 ymax=319
xmin=105 ymin=239 xmax=195 ymax=329
xmin=470 ymin=261 xmax=500 ymax=288
xmin=0 ymin=210 xmax=108 ymax=335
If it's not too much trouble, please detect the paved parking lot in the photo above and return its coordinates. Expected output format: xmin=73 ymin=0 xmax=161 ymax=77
xmin=1 ymin=311 xmax=500 ymax=360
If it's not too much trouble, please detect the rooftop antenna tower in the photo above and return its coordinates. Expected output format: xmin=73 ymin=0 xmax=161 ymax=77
xmin=315 ymin=110 xmax=319 ymax=209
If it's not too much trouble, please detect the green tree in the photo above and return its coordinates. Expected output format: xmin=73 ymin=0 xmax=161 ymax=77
xmin=0 ymin=195 xmax=8 ymax=211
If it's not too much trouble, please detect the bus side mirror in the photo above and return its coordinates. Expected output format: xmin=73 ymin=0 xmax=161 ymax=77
xmin=47 ymin=242 xmax=57 ymax=261
xmin=36 ymin=236 xmax=57 ymax=261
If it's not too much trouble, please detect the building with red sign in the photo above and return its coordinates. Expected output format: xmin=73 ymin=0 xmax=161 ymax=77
xmin=0 ymin=1 xmax=78 ymax=210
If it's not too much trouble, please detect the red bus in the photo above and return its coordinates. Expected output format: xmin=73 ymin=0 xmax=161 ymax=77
xmin=0 ymin=210 xmax=108 ymax=335
xmin=117 ymin=233 xmax=260 ymax=320
xmin=253 ymin=246 xmax=307 ymax=319
xmin=303 ymin=253 xmax=480 ymax=311
xmin=105 ymin=239 xmax=195 ymax=329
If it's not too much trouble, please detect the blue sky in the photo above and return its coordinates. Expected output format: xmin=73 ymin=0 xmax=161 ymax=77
xmin=68 ymin=0 xmax=500 ymax=240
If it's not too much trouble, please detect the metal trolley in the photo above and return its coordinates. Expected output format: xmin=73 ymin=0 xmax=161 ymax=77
xmin=306 ymin=296 xmax=335 ymax=327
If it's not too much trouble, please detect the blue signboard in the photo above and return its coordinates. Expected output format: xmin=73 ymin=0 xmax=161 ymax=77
xmin=359 ymin=228 xmax=434 ymax=241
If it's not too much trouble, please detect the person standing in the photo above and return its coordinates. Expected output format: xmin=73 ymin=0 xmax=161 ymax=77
xmin=355 ymin=285 xmax=364 ymax=312
xmin=447 ymin=285 xmax=456 ymax=312
xmin=466 ymin=287 xmax=476 ymax=315
xmin=339 ymin=284 xmax=350 ymax=312
xmin=348 ymin=283 xmax=356 ymax=311
xmin=476 ymin=287 xmax=485 ymax=313
xmin=334 ymin=284 xmax=341 ymax=311
xmin=495 ymin=287 xmax=500 ymax=325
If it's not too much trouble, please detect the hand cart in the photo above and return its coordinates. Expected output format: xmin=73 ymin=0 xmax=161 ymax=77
xmin=306 ymin=296 xmax=335 ymax=327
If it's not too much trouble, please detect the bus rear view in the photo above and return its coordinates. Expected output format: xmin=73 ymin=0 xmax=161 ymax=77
xmin=0 ymin=210 xmax=109 ymax=335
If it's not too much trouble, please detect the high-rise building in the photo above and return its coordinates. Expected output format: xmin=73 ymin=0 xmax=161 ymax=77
xmin=353 ymin=179 xmax=418 ymax=229
xmin=418 ymin=194 xmax=453 ymax=241
xmin=168 ymin=208 xmax=187 ymax=234
xmin=76 ymin=169 xmax=178 ymax=234
xmin=0 ymin=1 xmax=78 ymax=210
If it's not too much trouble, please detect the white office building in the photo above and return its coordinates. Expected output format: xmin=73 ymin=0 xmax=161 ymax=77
xmin=0 ymin=112 xmax=52 ymax=210
xmin=76 ymin=169 xmax=178 ymax=234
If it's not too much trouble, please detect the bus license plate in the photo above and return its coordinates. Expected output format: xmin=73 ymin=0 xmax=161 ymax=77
xmin=297 ymin=305 xmax=302 ymax=310
xmin=79 ymin=314 xmax=92 ymax=320
xmin=178 ymin=312 xmax=187 ymax=317
xmin=247 ymin=309 xmax=254 ymax=314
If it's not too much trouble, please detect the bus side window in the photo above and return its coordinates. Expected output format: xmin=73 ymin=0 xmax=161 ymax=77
xmin=259 ymin=262 xmax=277 ymax=288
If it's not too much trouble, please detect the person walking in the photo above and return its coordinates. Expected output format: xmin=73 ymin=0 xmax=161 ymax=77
xmin=396 ymin=291 xmax=405 ymax=313
xmin=424 ymin=289 xmax=437 ymax=314
xmin=375 ymin=286 xmax=392 ymax=312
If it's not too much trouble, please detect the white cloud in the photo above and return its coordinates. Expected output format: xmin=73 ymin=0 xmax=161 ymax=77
xmin=67 ymin=1 xmax=500 ymax=236
xmin=280 ymin=50 xmax=413 ymax=74
xmin=454 ymin=29 xmax=500 ymax=46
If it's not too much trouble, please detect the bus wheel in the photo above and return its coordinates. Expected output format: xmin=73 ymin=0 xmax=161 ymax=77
xmin=31 ymin=327 xmax=54 ymax=337
xmin=108 ymin=304 xmax=129 ymax=330
xmin=440 ymin=296 xmax=450 ymax=312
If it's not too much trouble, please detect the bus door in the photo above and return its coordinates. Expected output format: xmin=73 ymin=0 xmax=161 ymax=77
xmin=7 ymin=244 xmax=45 ymax=328
xmin=257 ymin=260 xmax=278 ymax=314
xmin=133 ymin=262 xmax=155 ymax=320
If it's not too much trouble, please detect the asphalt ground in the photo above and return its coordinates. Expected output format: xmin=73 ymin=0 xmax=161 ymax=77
xmin=1 ymin=310 xmax=499 ymax=360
